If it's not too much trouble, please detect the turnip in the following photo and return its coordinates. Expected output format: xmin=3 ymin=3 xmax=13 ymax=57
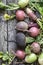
xmin=16 ymin=33 xmax=26 ymax=48
xmin=26 ymin=8 xmax=42 ymax=29
xmin=28 ymin=27 xmax=40 ymax=37
xmin=18 ymin=0 xmax=29 ymax=8
xmin=25 ymin=53 xmax=37 ymax=63
xmin=16 ymin=33 xmax=35 ymax=47
xmin=38 ymin=53 xmax=43 ymax=65
xmin=31 ymin=42 xmax=40 ymax=53
xmin=15 ymin=21 xmax=28 ymax=31
xmin=16 ymin=10 xmax=26 ymax=21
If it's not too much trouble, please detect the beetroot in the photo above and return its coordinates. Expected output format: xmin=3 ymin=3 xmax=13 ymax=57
xmin=28 ymin=27 xmax=40 ymax=37
xmin=16 ymin=10 xmax=25 ymax=21
xmin=31 ymin=42 xmax=40 ymax=53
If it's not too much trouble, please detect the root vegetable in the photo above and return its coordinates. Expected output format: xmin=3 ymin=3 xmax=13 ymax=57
xmin=12 ymin=50 xmax=25 ymax=60
xmin=26 ymin=8 xmax=37 ymax=21
xmin=16 ymin=50 xmax=25 ymax=59
xmin=38 ymin=53 xmax=43 ymax=65
xmin=26 ymin=8 xmax=42 ymax=29
xmin=18 ymin=0 xmax=29 ymax=8
xmin=25 ymin=53 xmax=37 ymax=63
xmin=28 ymin=27 xmax=40 ymax=37
xmin=16 ymin=10 xmax=25 ymax=21
xmin=31 ymin=42 xmax=40 ymax=53
xmin=16 ymin=33 xmax=26 ymax=48
xmin=15 ymin=21 xmax=28 ymax=31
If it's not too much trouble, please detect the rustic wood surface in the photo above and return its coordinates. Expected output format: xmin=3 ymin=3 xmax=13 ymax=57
xmin=0 ymin=0 xmax=18 ymax=65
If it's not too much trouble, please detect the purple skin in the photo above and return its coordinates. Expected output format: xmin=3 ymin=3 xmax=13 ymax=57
xmin=26 ymin=8 xmax=37 ymax=21
xmin=28 ymin=27 xmax=40 ymax=37
xmin=31 ymin=42 xmax=40 ymax=53
xmin=28 ymin=22 xmax=38 ymax=28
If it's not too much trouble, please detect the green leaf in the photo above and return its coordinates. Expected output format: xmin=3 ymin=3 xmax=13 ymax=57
xmin=38 ymin=38 xmax=43 ymax=45
xmin=25 ymin=45 xmax=31 ymax=54
xmin=2 ymin=54 xmax=9 ymax=61
xmin=26 ymin=36 xmax=35 ymax=43
xmin=0 ymin=52 xmax=3 ymax=58
xmin=9 ymin=3 xmax=19 ymax=7
xmin=37 ymin=19 xmax=43 ymax=30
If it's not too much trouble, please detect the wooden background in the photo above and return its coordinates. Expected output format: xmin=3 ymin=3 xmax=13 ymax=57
xmin=0 ymin=0 xmax=18 ymax=65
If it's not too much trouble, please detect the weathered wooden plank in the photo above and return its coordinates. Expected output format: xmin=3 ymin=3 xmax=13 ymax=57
xmin=0 ymin=0 xmax=6 ymax=65
xmin=6 ymin=0 xmax=17 ymax=53
xmin=6 ymin=0 xmax=18 ymax=64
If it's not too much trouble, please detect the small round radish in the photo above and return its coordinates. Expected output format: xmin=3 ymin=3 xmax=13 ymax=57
xmin=16 ymin=10 xmax=25 ymax=21
xmin=28 ymin=27 xmax=40 ymax=37
xmin=16 ymin=50 xmax=25 ymax=59
xmin=31 ymin=42 xmax=40 ymax=53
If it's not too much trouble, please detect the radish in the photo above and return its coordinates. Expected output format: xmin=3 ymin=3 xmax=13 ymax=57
xmin=16 ymin=10 xmax=26 ymax=21
xmin=12 ymin=50 xmax=25 ymax=60
xmin=31 ymin=42 xmax=40 ymax=53
xmin=28 ymin=27 xmax=40 ymax=37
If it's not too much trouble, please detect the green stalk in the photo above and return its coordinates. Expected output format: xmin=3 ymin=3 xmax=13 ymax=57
xmin=37 ymin=19 xmax=43 ymax=30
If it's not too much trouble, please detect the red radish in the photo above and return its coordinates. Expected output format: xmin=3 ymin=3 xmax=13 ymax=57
xmin=28 ymin=27 xmax=40 ymax=37
xmin=26 ymin=8 xmax=37 ymax=21
xmin=16 ymin=10 xmax=26 ymax=21
xmin=12 ymin=50 xmax=25 ymax=59
xmin=16 ymin=50 xmax=25 ymax=59
xmin=31 ymin=42 xmax=40 ymax=53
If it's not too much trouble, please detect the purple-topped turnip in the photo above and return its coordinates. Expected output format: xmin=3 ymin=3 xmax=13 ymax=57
xmin=31 ymin=42 xmax=40 ymax=53
xmin=15 ymin=21 xmax=28 ymax=31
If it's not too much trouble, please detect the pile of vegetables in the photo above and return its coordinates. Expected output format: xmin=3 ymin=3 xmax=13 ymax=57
xmin=0 ymin=0 xmax=43 ymax=65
